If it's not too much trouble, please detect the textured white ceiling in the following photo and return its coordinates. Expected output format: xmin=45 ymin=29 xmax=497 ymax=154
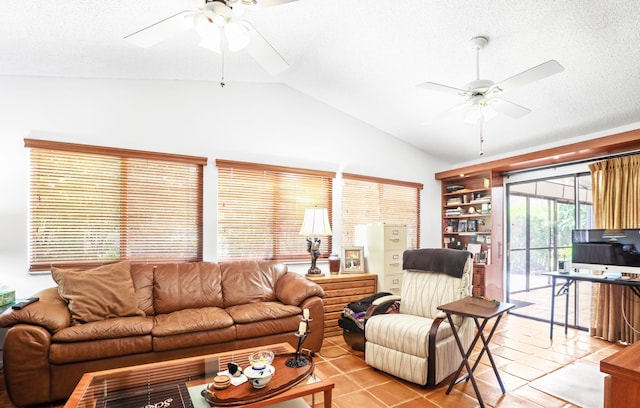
xmin=2 ymin=0 xmax=639 ymax=163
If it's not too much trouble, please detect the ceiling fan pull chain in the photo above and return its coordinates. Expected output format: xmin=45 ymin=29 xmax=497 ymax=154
xmin=220 ymin=26 xmax=226 ymax=88
xmin=479 ymin=111 xmax=485 ymax=156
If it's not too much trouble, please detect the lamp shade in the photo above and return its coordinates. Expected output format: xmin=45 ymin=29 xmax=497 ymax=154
xmin=299 ymin=208 xmax=332 ymax=237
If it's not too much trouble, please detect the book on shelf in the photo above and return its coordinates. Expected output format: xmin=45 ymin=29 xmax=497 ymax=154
xmin=470 ymin=198 xmax=491 ymax=204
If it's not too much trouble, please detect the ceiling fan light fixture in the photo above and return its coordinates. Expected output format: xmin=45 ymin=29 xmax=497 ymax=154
xmin=225 ymin=22 xmax=250 ymax=51
xmin=464 ymin=96 xmax=497 ymax=124
xmin=195 ymin=15 xmax=220 ymax=36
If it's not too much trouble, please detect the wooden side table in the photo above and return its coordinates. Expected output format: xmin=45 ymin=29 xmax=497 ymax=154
xmin=306 ymin=273 xmax=377 ymax=338
xmin=437 ymin=297 xmax=515 ymax=408
xmin=600 ymin=340 xmax=640 ymax=407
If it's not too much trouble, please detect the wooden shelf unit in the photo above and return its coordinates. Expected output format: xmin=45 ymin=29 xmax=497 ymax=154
xmin=440 ymin=171 xmax=504 ymax=300
xmin=306 ymin=273 xmax=378 ymax=338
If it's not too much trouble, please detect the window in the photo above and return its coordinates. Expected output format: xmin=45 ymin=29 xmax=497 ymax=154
xmin=216 ymin=160 xmax=335 ymax=261
xmin=342 ymin=173 xmax=422 ymax=248
xmin=26 ymin=139 xmax=207 ymax=271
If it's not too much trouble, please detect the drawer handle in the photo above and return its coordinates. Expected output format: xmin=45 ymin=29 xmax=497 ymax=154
xmin=389 ymin=262 xmax=401 ymax=267
xmin=392 ymin=279 xmax=400 ymax=284
xmin=389 ymin=238 xmax=400 ymax=243
xmin=392 ymin=254 xmax=400 ymax=260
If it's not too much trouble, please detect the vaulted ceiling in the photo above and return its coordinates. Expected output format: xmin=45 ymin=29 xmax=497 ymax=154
xmin=2 ymin=0 xmax=639 ymax=163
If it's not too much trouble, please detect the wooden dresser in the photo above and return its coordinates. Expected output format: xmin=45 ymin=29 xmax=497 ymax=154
xmin=600 ymin=341 xmax=640 ymax=407
xmin=306 ymin=273 xmax=378 ymax=338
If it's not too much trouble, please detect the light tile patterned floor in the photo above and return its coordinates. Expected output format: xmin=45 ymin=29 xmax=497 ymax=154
xmin=305 ymin=313 xmax=624 ymax=408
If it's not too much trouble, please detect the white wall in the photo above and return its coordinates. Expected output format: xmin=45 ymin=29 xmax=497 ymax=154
xmin=0 ymin=75 xmax=448 ymax=297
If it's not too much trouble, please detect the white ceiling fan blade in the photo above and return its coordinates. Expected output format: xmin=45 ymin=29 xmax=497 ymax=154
xmin=241 ymin=21 xmax=289 ymax=75
xmin=417 ymin=82 xmax=471 ymax=97
xmin=489 ymin=97 xmax=531 ymax=118
xmin=125 ymin=11 xmax=195 ymax=48
xmin=422 ymin=101 xmax=470 ymax=125
xmin=490 ymin=60 xmax=564 ymax=94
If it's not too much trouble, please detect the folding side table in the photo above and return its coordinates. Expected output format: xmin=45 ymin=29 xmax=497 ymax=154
xmin=437 ymin=297 xmax=515 ymax=408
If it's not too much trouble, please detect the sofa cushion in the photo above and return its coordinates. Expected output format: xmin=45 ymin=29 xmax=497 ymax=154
xmin=220 ymin=261 xmax=287 ymax=307
xmin=235 ymin=314 xmax=301 ymax=340
xmin=52 ymin=316 xmax=153 ymax=342
xmin=152 ymin=307 xmax=234 ymax=337
xmin=49 ymin=336 xmax=152 ymax=364
xmin=130 ymin=263 xmax=156 ymax=316
xmin=225 ymin=301 xmax=301 ymax=324
xmin=152 ymin=326 xmax=237 ymax=352
xmin=52 ymin=261 xmax=145 ymax=325
xmin=154 ymin=262 xmax=224 ymax=314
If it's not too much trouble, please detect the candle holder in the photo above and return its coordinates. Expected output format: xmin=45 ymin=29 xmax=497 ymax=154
xmin=286 ymin=317 xmax=312 ymax=368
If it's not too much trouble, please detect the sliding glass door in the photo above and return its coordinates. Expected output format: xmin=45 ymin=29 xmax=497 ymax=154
xmin=506 ymin=173 xmax=593 ymax=328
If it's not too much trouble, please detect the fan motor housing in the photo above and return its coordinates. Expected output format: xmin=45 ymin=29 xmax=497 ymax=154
xmin=465 ymin=79 xmax=494 ymax=93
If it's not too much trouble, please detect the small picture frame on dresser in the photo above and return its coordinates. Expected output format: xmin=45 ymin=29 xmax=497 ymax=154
xmin=341 ymin=246 xmax=365 ymax=273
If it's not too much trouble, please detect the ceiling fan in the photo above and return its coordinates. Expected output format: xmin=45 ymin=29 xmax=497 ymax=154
xmin=417 ymin=36 xmax=564 ymax=125
xmin=125 ymin=0 xmax=298 ymax=76
xmin=418 ymin=36 xmax=564 ymax=155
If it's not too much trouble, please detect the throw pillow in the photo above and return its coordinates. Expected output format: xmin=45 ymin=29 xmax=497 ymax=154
xmin=52 ymin=261 xmax=145 ymax=325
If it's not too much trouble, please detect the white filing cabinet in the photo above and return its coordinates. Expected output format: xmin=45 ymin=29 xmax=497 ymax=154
xmin=355 ymin=223 xmax=407 ymax=295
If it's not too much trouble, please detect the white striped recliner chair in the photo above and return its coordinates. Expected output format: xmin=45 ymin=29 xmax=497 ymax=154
xmin=364 ymin=248 xmax=473 ymax=386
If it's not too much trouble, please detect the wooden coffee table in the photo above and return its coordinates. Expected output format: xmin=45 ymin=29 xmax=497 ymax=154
xmin=65 ymin=343 xmax=333 ymax=408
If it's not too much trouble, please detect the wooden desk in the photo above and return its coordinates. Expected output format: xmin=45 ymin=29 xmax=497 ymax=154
xmin=438 ymin=297 xmax=515 ymax=408
xmin=543 ymin=272 xmax=640 ymax=338
xmin=600 ymin=341 xmax=640 ymax=408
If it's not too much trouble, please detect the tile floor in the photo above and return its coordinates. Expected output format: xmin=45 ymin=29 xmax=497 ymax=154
xmin=0 ymin=313 xmax=625 ymax=407
xmin=304 ymin=313 xmax=624 ymax=408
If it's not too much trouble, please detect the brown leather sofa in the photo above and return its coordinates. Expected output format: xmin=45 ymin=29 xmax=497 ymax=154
xmin=0 ymin=260 xmax=325 ymax=407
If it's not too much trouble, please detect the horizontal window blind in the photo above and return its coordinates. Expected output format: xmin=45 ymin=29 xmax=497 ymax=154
xmin=217 ymin=160 xmax=335 ymax=261
xmin=26 ymin=139 xmax=207 ymax=270
xmin=342 ymin=173 xmax=422 ymax=249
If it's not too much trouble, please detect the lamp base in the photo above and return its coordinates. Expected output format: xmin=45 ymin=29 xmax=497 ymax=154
xmin=305 ymin=266 xmax=324 ymax=277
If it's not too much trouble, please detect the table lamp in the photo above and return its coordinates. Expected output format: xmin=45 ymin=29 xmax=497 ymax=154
xmin=299 ymin=207 xmax=332 ymax=276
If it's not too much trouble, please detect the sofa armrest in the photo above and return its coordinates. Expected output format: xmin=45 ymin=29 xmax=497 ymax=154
xmin=275 ymin=272 xmax=325 ymax=306
xmin=4 ymin=324 xmax=52 ymax=406
xmin=0 ymin=287 xmax=71 ymax=333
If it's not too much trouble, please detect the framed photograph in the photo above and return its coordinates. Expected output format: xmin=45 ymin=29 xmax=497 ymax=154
xmin=457 ymin=219 xmax=467 ymax=233
xmin=468 ymin=219 xmax=477 ymax=232
xmin=341 ymin=246 xmax=365 ymax=273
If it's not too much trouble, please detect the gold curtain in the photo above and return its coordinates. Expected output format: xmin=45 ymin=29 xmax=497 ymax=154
xmin=589 ymin=154 xmax=640 ymax=343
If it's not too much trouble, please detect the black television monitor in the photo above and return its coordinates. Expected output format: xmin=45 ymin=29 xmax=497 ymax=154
xmin=572 ymin=229 xmax=640 ymax=275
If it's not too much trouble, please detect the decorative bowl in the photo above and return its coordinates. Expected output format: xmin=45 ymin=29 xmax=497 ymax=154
xmin=243 ymin=364 xmax=275 ymax=389
xmin=248 ymin=350 xmax=274 ymax=368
